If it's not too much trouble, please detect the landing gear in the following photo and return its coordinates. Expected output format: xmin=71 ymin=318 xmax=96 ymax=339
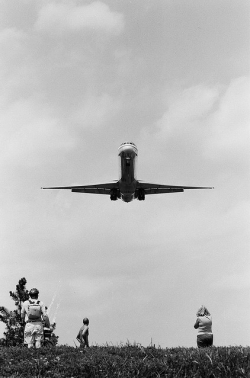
xmin=137 ymin=188 xmax=145 ymax=201
xmin=110 ymin=188 xmax=120 ymax=201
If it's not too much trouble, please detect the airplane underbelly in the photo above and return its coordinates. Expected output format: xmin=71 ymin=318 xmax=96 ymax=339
xmin=119 ymin=181 xmax=136 ymax=195
xmin=121 ymin=194 xmax=134 ymax=203
xmin=119 ymin=180 xmax=136 ymax=202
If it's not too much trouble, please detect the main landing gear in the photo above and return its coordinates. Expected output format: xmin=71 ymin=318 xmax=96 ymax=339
xmin=110 ymin=188 xmax=120 ymax=201
xmin=137 ymin=188 xmax=145 ymax=201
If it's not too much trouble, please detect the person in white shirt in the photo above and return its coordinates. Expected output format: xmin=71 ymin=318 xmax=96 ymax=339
xmin=21 ymin=288 xmax=46 ymax=348
xmin=194 ymin=305 xmax=213 ymax=348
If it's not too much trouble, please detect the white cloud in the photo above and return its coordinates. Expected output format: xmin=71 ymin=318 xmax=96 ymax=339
xmin=204 ymin=76 xmax=250 ymax=160
xmin=73 ymin=93 xmax=122 ymax=128
xmin=0 ymin=98 xmax=76 ymax=167
xmin=153 ymin=77 xmax=250 ymax=155
xmin=0 ymin=27 xmax=31 ymax=92
xmin=69 ymin=276 xmax=113 ymax=299
xmin=212 ymin=271 xmax=250 ymax=290
xmin=0 ymin=27 xmax=26 ymax=64
xmin=156 ymin=84 xmax=219 ymax=138
xmin=35 ymin=1 xmax=124 ymax=35
xmin=140 ymin=77 xmax=250 ymax=184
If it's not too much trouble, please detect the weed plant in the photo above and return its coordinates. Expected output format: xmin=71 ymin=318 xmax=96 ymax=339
xmin=0 ymin=343 xmax=249 ymax=377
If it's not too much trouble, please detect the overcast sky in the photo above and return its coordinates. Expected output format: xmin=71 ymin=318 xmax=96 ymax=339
xmin=0 ymin=0 xmax=249 ymax=348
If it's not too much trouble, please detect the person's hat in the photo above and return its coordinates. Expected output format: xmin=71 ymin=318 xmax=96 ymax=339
xmin=29 ymin=288 xmax=39 ymax=296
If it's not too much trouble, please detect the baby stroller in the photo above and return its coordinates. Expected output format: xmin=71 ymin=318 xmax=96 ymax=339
xmin=43 ymin=327 xmax=53 ymax=347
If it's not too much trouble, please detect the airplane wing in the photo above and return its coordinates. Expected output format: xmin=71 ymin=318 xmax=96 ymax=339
xmin=42 ymin=182 xmax=118 ymax=195
xmin=137 ymin=182 xmax=214 ymax=195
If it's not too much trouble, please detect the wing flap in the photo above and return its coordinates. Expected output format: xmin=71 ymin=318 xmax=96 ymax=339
xmin=144 ymin=188 xmax=184 ymax=195
xmin=72 ymin=188 xmax=111 ymax=195
xmin=137 ymin=182 xmax=213 ymax=195
xmin=42 ymin=182 xmax=118 ymax=195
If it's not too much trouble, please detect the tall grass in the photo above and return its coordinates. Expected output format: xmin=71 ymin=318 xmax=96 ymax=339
xmin=0 ymin=343 xmax=249 ymax=377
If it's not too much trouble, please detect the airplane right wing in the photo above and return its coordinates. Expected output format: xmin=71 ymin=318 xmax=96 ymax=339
xmin=42 ymin=182 xmax=119 ymax=195
xmin=137 ymin=182 xmax=214 ymax=195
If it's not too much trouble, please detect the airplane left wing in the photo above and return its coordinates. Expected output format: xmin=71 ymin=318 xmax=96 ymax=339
xmin=137 ymin=182 xmax=214 ymax=195
xmin=42 ymin=182 xmax=118 ymax=195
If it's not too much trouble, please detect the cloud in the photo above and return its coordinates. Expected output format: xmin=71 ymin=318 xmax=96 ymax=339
xmin=0 ymin=27 xmax=26 ymax=65
xmin=155 ymin=84 xmax=219 ymax=138
xmin=0 ymin=27 xmax=32 ymax=94
xmin=139 ymin=76 xmax=250 ymax=185
xmin=212 ymin=271 xmax=250 ymax=290
xmin=0 ymin=98 xmax=76 ymax=168
xmin=204 ymin=76 xmax=250 ymax=161
xmin=152 ymin=77 xmax=250 ymax=156
xmin=35 ymin=1 xmax=124 ymax=35
xmin=69 ymin=276 xmax=113 ymax=299
xmin=73 ymin=93 xmax=122 ymax=128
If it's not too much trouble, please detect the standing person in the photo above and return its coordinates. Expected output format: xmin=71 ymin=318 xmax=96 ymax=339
xmin=21 ymin=288 xmax=46 ymax=348
xmin=76 ymin=318 xmax=89 ymax=348
xmin=194 ymin=305 xmax=213 ymax=348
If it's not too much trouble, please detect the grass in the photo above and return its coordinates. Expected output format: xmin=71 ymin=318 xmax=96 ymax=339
xmin=0 ymin=343 xmax=249 ymax=377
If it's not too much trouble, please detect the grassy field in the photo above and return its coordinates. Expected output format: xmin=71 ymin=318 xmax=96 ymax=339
xmin=0 ymin=344 xmax=249 ymax=377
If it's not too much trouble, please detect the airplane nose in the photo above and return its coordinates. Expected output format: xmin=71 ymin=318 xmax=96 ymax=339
xmin=118 ymin=143 xmax=138 ymax=157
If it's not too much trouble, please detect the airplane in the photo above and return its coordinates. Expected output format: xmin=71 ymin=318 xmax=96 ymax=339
xmin=42 ymin=142 xmax=213 ymax=202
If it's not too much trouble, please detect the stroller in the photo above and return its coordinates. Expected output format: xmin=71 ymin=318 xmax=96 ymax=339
xmin=43 ymin=327 xmax=53 ymax=347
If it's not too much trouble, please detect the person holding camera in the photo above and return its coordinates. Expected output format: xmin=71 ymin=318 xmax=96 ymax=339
xmin=194 ymin=305 xmax=213 ymax=348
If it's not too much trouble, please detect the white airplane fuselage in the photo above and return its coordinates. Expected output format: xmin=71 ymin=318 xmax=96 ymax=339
xmin=118 ymin=142 xmax=138 ymax=202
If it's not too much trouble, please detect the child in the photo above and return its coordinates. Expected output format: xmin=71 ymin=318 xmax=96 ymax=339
xmin=76 ymin=318 xmax=89 ymax=348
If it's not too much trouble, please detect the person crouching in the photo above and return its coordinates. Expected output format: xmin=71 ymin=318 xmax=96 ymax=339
xmin=21 ymin=288 xmax=46 ymax=348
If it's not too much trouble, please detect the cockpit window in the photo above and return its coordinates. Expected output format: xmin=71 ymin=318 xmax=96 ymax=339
xmin=121 ymin=142 xmax=136 ymax=147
